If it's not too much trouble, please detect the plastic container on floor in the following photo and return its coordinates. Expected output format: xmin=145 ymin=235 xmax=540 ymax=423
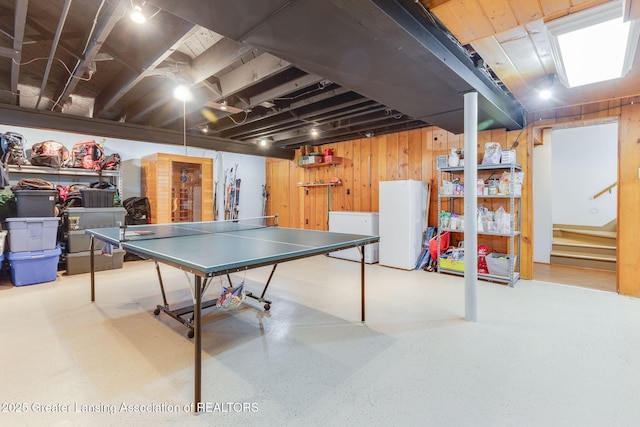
xmin=65 ymin=248 xmax=125 ymax=275
xmin=66 ymin=229 xmax=106 ymax=253
xmin=0 ymin=230 xmax=6 ymax=254
xmin=8 ymin=247 xmax=61 ymax=286
xmin=5 ymin=217 xmax=60 ymax=252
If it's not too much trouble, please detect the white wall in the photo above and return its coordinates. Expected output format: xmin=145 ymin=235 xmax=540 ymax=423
xmin=550 ymin=123 xmax=617 ymax=227
xmin=533 ymin=129 xmax=553 ymax=263
xmin=1 ymin=124 xmax=266 ymax=220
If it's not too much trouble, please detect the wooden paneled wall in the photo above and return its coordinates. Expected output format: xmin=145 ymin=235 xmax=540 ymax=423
xmin=528 ymin=96 xmax=640 ymax=296
xmin=266 ymin=125 xmax=533 ymax=280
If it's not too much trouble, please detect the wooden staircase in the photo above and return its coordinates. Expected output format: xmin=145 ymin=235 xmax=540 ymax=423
xmin=551 ymin=222 xmax=617 ymax=271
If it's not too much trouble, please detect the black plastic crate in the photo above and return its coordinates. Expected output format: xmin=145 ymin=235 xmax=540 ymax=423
xmin=80 ymin=188 xmax=115 ymax=207
xmin=14 ymin=190 xmax=58 ymax=217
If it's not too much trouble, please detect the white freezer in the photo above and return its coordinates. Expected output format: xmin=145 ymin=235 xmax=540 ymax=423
xmin=378 ymin=180 xmax=427 ymax=270
xmin=328 ymin=211 xmax=379 ymax=263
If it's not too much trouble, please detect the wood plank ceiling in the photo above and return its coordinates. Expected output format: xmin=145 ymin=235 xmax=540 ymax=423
xmin=424 ymin=0 xmax=640 ymax=114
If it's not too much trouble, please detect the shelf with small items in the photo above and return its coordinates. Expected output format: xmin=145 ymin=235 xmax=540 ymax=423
xmin=296 ymin=180 xmax=342 ymax=187
xmin=440 ymin=194 xmax=521 ymax=199
xmin=299 ymin=156 xmax=343 ymax=168
xmin=438 ymin=228 xmax=521 ymax=237
xmin=436 ymin=161 xmax=523 ymax=287
xmin=437 ymin=267 xmax=521 ymax=285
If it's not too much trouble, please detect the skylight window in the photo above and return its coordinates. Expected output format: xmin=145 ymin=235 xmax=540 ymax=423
xmin=546 ymin=0 xmax=640 ymax=88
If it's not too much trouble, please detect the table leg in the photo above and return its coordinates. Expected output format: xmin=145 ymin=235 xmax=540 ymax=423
xmin=361 ymin=245 xmax=365 ymax=322
xmin=90 ymin=236 xmax=95 ymax=302
xmin=194 ymin=275 xmax=202 ymax=412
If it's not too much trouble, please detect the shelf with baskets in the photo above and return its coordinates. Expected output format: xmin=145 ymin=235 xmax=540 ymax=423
xmin=437 ymin=163 xmax=523 ymax=286
xmin=298 ymin=156 xmax=342 ymax=168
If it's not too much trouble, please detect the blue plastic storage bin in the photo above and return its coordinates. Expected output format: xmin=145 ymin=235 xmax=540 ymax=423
xmin=7 ymin=247 xmax=61 ymax=286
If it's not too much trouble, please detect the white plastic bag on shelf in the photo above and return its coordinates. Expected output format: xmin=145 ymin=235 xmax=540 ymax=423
xmin=495 ymin=206 xmax=511 ymax=234
xmin=482 ymin=142 xmax=502 ymax=165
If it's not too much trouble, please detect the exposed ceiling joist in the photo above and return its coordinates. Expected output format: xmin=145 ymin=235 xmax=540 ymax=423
xmin=35 ymin=0 xmax=72 ymax=110
xmin=93 ymin=21 xmax=198 ymax=117
xmin=53 ymin=0 xmax=128 ymax=112
xmin=0 ymin=103 xmax=294 ymax=159
xmin=10 ymin=0 xmax=27 ymax=105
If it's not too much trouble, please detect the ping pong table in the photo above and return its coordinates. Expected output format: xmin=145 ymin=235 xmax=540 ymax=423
xmin=86 ymin=216 xmax=379 ymax=412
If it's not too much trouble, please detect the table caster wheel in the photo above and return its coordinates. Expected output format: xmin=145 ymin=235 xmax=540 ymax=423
xmin=153 ymin=308 xmax=161 ymax=315
xmin=187 ymin=329 xmax=194 ymax=339
xmin=264 ymin=303 xmax=271 ymax=311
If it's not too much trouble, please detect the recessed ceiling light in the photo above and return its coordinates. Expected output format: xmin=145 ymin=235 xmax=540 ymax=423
xmin=310 ymin=127 xmax=319 ymax=137
xmin=539 ymin=89 xmax=552 ymax=100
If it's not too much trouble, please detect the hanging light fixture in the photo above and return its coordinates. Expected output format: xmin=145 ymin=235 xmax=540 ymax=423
xmin=130 ymin=5 xmax=146 ymax=24
xmin=173 ymin=84 xmax=193 ymax=102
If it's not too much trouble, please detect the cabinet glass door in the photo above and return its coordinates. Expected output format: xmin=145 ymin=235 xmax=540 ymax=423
xmin=171 ymin=161 xmax=203 ymax=222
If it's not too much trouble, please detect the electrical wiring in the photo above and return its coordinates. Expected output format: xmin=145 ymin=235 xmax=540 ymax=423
xmin=227 ymin=110 xmax=249 ymax=125
xmin=12 ymin=57 xmax=93 ymax=82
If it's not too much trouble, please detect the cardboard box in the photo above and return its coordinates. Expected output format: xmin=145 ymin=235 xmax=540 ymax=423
xmin=501 ymin=150 xmax=516 ymax=164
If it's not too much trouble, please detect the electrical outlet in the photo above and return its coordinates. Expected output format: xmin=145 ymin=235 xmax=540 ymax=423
xmin=346 ymin=188 xmax=350 ymax=195
xmin=305 ymin=219 xmax=309 ymax=225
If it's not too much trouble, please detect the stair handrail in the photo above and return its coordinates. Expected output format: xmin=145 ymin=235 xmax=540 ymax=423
xmin=592 ymin=182 xmax=617 ymax=200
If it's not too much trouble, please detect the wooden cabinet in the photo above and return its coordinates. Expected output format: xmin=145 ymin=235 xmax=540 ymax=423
xmin=141 ymin=153 xmax=213 ymax=224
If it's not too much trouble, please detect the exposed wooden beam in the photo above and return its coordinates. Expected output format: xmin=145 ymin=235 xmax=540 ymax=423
xmin=10 ymin=0 xmax=28 ymax=105
xmin=189 ymin=38 xmax=254 ymax=84
xmin=0 ymin=103 xmax=294 ymax=159
xmin=148 ymin=52 xmax=293 ymax=128
xmin=0 ymin=46 xmax=19 ymax=59
xmin=54 ymin=0 xmax=128 ymax=112
xmin=119 ymin=38 xmax=254 ymax=124
xmin=35 ymin=0 xmax=72 ymax=110
xmin=93 ymin=21 xmax=198 ymax=118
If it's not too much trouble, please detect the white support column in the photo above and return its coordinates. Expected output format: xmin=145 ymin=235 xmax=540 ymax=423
xmin=463 ymin=91 xmax=478 ymax=322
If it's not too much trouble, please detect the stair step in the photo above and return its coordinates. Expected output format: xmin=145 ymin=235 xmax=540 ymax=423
xmin=550 ymin=250 xmax=616 ymax=261
xmin=553 ymin=229 xmax=616 ymax=246
xmin=552 ymin=228 xmax=616 ymax=238
xmin=550 ymin=253 xmax=616 ymax=271
xmin=552 ymin=241 xmax=616 ymax=256
xmin=552 ymin=238 xmax=615 ymax=249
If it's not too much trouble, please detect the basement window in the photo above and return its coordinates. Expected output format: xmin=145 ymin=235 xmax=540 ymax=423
xmin=546 ymin=0 xmax=640 ymax=88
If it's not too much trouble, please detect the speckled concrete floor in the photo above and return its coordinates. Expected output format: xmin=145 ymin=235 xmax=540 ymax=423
xmin=1 ymin=256 xmax=639 ymax=426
